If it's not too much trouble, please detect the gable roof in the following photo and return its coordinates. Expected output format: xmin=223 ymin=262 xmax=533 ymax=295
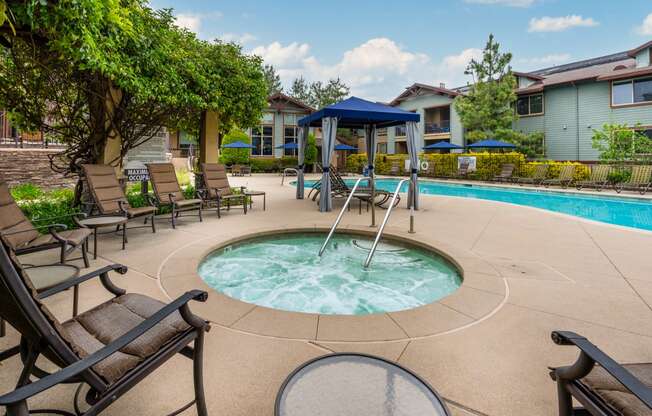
xmin=267 ymin=93 xmax=314 ymax=112
xmin=628 ymin=40 xmax=652 ymax=58
xmin=390 ymin=83 xmax=460 ymax=106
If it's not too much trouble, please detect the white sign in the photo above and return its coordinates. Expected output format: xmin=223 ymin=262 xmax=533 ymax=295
xmin=458 ymin=156 xmax=477 ymax=172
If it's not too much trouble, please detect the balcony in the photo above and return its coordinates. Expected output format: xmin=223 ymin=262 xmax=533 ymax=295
xmin=425 ymin=121 xmax=450 ymax=135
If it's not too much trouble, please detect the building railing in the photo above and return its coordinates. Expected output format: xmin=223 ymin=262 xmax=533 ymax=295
xmin=0 ymin=136 xmax=65 ymax=149
xmin=425 ymin=121 xmax=450 ymax=135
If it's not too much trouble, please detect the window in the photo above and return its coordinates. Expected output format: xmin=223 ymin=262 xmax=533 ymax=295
xmin=284 ymin=126 xmax=297 ymax=156
xmin=395 ymin=125 xmax=406 ymax=137
xmin=377 ymin=128 xmax=388 ymax=136
xmin=377 ymin=142 xmax=387 ymax=154
xmin=251 ymin=125 xmax=273 ymax=156
xmin=612 ymin=77 xmax=652 ymax=106
xmin=516 ymin=94 xmax=544 ymax=116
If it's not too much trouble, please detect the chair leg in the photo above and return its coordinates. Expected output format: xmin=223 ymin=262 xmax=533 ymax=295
xmin=60 ymin=242 xmax=67 ymax=264
xmin=81 ymin=240 xmax=90 ymax=268
xmin=193 ymin=330 xmax=208 ymax=416
xmin=73 ymin=285 xmax=79 ymax=317
xmin=171 ymin=205 xmax=176 ymax=229
xmin=151 ymin=213 xmax=156 ymax=233
xmin=122 ymin=224 xmax=127 ymax=250
xmin=0 ymin=318 xmax=5 ymax=337
xmin=198 ymin=204 xmax=203 ymax=222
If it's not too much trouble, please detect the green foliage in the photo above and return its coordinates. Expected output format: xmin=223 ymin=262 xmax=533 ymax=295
xmin=454 ymin=34 xmax=517 ymax=140
xmin=12 ymin=185 xmax=77 ymax=230
xmin=248 ymin=157 xmax=298 ymax=173
xmin=263 ymin=64 xmax=283 ymax=95
xmin=592 ymin=123 xmax=652 ymax=166
xmin=288 ymin=76 xmax=349 ymax=108
xmin=10 ymin=183 xmax=44 ymax=201
xmin=495 ymin=128 xmax=545 ymax=159
xmin=289 ymin=76 xmax=311 ymax=105
xmin=219 ymin=129 xmax=251 ymax=165
xmin=607 ymin=169 xmax=631 ymax=184
xmin=305 ymin=133 xmax=318 ymax=165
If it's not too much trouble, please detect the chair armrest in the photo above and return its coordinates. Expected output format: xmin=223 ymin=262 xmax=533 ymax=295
xmin=37 ymin=264 xmax=128 ymax=299
xmin=551 ymin=331 xmax=652 ymax=409
xmin=117 ymin=199 xmax=130 ymax=215
xmin=168 ymin=193 xmax=176 ymax=205
xmin=0 ymin=290 xmax=208 ymax=408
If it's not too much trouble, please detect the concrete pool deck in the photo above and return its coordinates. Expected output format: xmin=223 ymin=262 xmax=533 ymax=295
xmin=2 ymin=173 xmax=652 ymax=415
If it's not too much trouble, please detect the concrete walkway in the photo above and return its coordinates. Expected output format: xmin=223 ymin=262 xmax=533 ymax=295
xmin=2 ymin=173 xmax=652 ymax=416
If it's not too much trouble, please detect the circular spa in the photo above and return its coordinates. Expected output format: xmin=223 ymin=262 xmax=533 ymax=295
xmin=197 ymin=232 xmax=462 ymax=315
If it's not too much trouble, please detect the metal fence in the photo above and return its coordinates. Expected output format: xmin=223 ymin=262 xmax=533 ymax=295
xmin=0 ymin=136 xmax=66 ymax=149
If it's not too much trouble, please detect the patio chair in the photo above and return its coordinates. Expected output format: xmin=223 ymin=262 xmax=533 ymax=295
xmin=81 ymin=164 xmax=157 ymax=233
xmin=390 ymin=161 xmax=401 ymax=176
xmin=231 ymin=165 xmax=251 ymax=177
xmin=0 ymin=181 xmax=90 ymax=267
xmin=146 ymin=163 xmax=203 ymax=229
xmin=576 ymin=165 xmax=611 ymax=191
xmin=198 ymin=163 xmax=247 ymax=217
xmin=0 ymin=237 xmax=210 ymax=416
xmin=452 ymin=161 xmax=470 ymax=179
xmin=515 ymin=164 xmax=549 ymax=186
xmin=616 ymin=165 xmax=652 ymax=195
xmin=543 ymin=165 xmax=576 ymax=188
xmin=493 ymin=164 xmax=515 ymax=182
xmin=549 ymin=330 xmax=652 ymax=416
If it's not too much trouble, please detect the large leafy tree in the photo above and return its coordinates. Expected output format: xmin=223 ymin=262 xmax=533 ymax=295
xmin=454 ymin=34 xmax=517 ymax=141
xmin=263 ymin=64 xmax=282 ymax=95
xmin=0 ymin=0 xmax=267 ymax=194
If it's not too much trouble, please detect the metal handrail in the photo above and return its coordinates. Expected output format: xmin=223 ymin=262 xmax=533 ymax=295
xmin=318 ymin=177 xmax=370 ymax=256
xmin=363 ymin=179 xmax=409 ymax=268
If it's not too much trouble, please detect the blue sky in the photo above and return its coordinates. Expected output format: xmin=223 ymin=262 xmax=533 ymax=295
xmin=150 ymin=0 xmax=652 ymax=101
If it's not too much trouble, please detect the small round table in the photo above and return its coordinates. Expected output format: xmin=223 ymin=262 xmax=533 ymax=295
xmin=25 ymin=264 xmax=81 ymax=314
xmin=78 ymin=216 xmax=129 ymax=259
xmin=275 ymin=353 xmax=451 ymax=416
xmin=244 ymin=190 xmax=266 ymax=211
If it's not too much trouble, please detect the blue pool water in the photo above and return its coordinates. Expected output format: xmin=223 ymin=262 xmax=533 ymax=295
xmin=302 ymin=179 xmax=652 ymax=231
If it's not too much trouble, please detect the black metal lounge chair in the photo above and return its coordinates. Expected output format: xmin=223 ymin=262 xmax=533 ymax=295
xmin=493 ymin=163 xmax=515 ymax=182
xmin=0 ymin=236 xmax=210 ymax=416
xmin=82 ymin=164 xmax=157 ymax=234
xmin=198 ymin=163 xmax=247 ymax=217
xmin=543 ymin=165 xmax=576 ymax=189
xmin=0 ymin=181 xmax=90 ymax=267
xmin=550 ymin=331 xmax=652 ymax=416
xmin=146 ymin=163 xmax=203 ymax=228
xmin=310 ymin=167 xmax=399 ymax=208
xmin=576 ymin=165 xmax=611 ymax=191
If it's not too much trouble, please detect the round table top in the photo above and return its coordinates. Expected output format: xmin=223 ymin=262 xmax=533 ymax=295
xmin=244 ymin=190 xmax=265 ymax=196
xmin=275 ymin=354 xmax=450 ymax=416
xmin=79 ymin=216 xmax=128 ymax=227
xmin=25 ymin=264 xmax=80 ymax=292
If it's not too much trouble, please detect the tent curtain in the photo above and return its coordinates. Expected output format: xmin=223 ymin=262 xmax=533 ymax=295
xmin=319 ymin=117 xmax=338 ymax=212
xmin=406 ymin=121 xmax=420 ymax=210
xmin=296 ymin=126 xmax=309 ymax=199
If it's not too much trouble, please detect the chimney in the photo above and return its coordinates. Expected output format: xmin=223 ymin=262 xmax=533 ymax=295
xmin=439 ymin=82 xmax=446 ymax=89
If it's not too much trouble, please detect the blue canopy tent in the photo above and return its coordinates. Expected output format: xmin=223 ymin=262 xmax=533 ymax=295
xmin=466 ymin=139 xmax=517 ymax=149
xmin=297 ymin=97 xmax=421 ymax=219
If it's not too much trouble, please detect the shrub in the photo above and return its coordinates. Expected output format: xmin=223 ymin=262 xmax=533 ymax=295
xmin=592 ymin=123 xmax=652 ymax=166
xmin=12 ymin=185 xmax=78 ymax=230
xmin=219 ymin=129 xmax=251 ymax=165
xmin=305 ymin=133 xmax=318 ymax=166
xmin=607 ymin=169 xmax=631 ymax=184
xmin=10 ymin=183 xmax=44 ymax=201
xmin=250 ymin=158 xmax=279 ymax=172
xmin=495 ymin=128 xmax=545 ymax=159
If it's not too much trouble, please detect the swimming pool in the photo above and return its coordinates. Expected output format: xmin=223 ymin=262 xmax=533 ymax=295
xmin=198 ymin=233 xmax=462 ymax=315
xmin=301 ymin=179 xmax=652 ymax=232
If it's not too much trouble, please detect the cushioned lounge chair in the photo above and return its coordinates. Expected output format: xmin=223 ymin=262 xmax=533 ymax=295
xmin=0 ymin=237 xmax=210 ymax=416
xmin=550 ymin=331 xmax=652 ymax=416
xmin=0 ymin=181 xmax=90 ymax=267
xmin=493 ymin=164 xmax=515 ymax=182
xmin=311 ymin=167 xmax=399 ymax=209
xmin=198 ymin=163 xmax=247 ymax=217
xmin=515 ymin=164 xmax=549 ymax=186
xmin=146 ymin=163 xmax=203 ymax=228
xmin=576 ymin=165 xmax=611 ymax=191
xmin=82 ymin=164 xmax=157 ymax=237
xmin=543 ymin=165 xmax=576 ymax=188
xmin=616 ymin=165 xmax=652 ymax=195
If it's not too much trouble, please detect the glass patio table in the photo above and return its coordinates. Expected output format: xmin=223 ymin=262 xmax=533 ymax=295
xmin=275 ymin=353 xmax=451 ymax=416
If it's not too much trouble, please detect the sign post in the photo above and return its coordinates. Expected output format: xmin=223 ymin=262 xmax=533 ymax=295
xmin=124 ymin=168 xmax=150 ymax=196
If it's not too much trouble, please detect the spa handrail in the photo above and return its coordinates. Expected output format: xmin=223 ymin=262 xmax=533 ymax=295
xmin=318 ymin=177 xmax=370 ymax=257
xmin=364 ymin=179 xmax=409 ymax=268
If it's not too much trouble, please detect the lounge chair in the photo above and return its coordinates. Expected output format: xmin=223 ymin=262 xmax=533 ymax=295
xmin=146 ymin=163 xmax=203 ymax=228
xmin=0 ymin=237 xmax=210 ymax=416
xmin=82 ymin=164 xmax=157 ymax=235
xmin=515 ymin=164 xmax=549 ymax=186
xmin=231 ymin=165 xmax=251 ymax=177
xmin=0 ymin=181 xmax=90 ymax=267
xmin=493 ymin=163 xmax=515 ymax=182
xmin=198 ymin=163 xmax=247 ymax=217
xmin=550 ymin=330 xmax=652 ymax=416
xmin=576 ymin=165 xmax=611 ymax=191
xmin=543 ymin=165 xmax=576 ymax=188
xmin=453 ymin=161 xmax=470 ymax=179
xmin=390 ymin=161 xmax=401 ymax=176
xmin=616 ymin=165 xmax=652 ymax=195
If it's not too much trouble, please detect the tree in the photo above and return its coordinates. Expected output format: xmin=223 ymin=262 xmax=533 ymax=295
xmin=454 ymin=34 xmax=517 ymax=141
xmin=219 ymin=129 xmax=251 ymax=165
xmin=289 ymin=76 xmax=311 ymax=105
xmin=263 ymin=64 xmax=282 ymax=95
xmin=592 ymin=123 xmax=652 ymax=167
xmin=305 ymin=133 xmax=318 ymax=166
xmin=495 ymin=128 xmax=545 ymax=159
xmin=0 ymin=0 xmax=267 ymax=200
xmin=288 ymin=76 xmax=350 ymax=108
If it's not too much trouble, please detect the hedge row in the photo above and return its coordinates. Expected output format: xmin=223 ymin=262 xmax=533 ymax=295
xmin=249 ymin=156 xmax=299 ymax=173
xmin=346 ymin=153 xmax=592 ymax=181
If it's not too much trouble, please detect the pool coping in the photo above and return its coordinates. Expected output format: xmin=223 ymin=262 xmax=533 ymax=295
xmin=158 ymin=225 xmax=509 ymax=343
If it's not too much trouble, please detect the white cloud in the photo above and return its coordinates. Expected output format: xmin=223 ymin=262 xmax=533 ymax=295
xmin=516 ymin=53 xmax=572 ymax=69
xmin=528 ymin=15 xmax=599 ymax=33
xmin=635 ymin=13 xmax=652 ymax=35
xmin=175 ymin=13 xmax=202 ymax=33
xmin=249 ymin=39 xmax=480 ymax=101
xmin=464 ymin=0 xmax=534 ymax=7
xmin=220 ymin=33 xmax=257 ymax=44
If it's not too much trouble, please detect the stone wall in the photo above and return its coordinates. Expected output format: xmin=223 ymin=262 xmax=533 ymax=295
xmin=124 ymin=127 xmax=169 ymax=165
xmin=0 ymin=148 xmax=76 ymax=189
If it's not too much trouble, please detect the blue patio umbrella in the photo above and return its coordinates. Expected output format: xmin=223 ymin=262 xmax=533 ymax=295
xmin=466 ymin=139 xmax=517 ymax=149
xmin=276 ymin=142 xmax=299 ymax=150
xmin=222 ymin=140 xmax=254 ymax=149
xmin=334 ymin=144 xmax=357 ymax=151
xmin=423 ymin=141 xmax=463 ymax=150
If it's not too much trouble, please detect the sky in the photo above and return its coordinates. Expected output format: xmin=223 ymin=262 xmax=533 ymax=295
xmin=149 ymin=0 xmax=652 ymax=102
